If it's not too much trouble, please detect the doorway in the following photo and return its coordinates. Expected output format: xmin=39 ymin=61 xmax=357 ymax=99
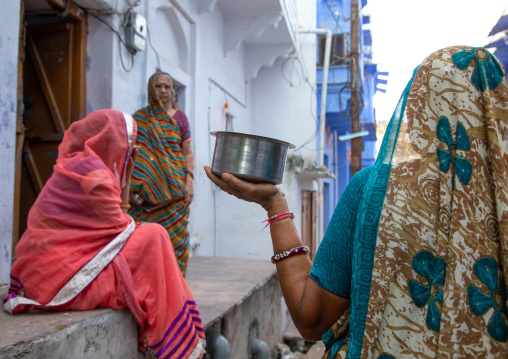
xmin=301 ymin=190 xmax=317 ymax=260
xmin=14 ymin=1 xmax=87 ymax=249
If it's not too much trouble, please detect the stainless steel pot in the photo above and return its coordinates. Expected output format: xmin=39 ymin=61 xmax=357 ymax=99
xmin=210 ymin=131 xmax=295 ymax=184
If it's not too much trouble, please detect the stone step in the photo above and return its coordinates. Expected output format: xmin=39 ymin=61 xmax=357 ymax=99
xmin=0 ymin=256 xmax=285 ymax=358
xmin=0 ymin=299 xmax=142 ymax=359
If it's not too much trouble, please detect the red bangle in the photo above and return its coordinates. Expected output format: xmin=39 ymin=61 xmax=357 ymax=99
xmin=262 ymin=212 xmax=295 ymax=229
xmin=271 ymin=245 xmax=310 ymax=264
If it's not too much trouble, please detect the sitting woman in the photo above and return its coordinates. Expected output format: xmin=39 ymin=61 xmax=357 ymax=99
xmin=4 ymin=109 xmax=205 ymax=359
xmin=205 ymin=46 xmax=508 ymax=357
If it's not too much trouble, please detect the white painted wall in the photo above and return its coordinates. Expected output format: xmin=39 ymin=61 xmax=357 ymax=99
xmin=0 ymin=0 xmax=20 ymax=285
xmin=0 ymin=0 xmax=317 ymax=283
xmin=191 ymin=0 xmax=318 ymax=259
xmin=247 ymin=0 xmax=318 ymax=258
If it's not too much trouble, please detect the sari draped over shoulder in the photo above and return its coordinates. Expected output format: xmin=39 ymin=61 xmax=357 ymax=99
xmin=311 ymin=46 xmax=508 ymax=358
xmin=129 ymin=71 xmax=190 ymax=275
xmin=4 ymin=109 xmax=205 ymax=359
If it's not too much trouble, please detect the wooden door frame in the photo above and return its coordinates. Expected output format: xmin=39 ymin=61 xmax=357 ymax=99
xmin=12 ymin=0 xmax=26 ymax=256
xmin=301 ymin=190 xmax=317 ymax=260
xmin=13 ymin=1 xmax=87 ymax=252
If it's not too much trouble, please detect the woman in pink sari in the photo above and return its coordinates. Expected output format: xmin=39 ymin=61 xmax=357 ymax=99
xmin=3 ymin=109 xmax=205 ymax=358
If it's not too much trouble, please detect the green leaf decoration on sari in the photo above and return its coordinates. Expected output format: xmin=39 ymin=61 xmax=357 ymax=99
xmin=468 ymin=257 xmax=508 ymax=342
xmin=437 ymin=117 xmax=472 ymax=187
xmin=452 ymin=47 xmax=504 ymax=91
xmin=408 ymin=251 xmax=446 ymax=332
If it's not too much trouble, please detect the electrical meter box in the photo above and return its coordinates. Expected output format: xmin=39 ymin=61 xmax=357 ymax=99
xmin=125 ymin=12 xmax=147 ymax=53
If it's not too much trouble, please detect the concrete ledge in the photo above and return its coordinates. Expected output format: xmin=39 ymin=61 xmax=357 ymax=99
xmin=0 ymin=297 xmax=142 ymax=359
xmin=0 ymin=256 xmax=285 ymax=358
xmin=187 ymin=257 xmax=288 ymax=357
xmin=186 ymin=256 xmax=278 ymax=328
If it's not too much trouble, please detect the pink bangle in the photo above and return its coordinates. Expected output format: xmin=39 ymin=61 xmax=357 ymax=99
xmin=271 ymin=246 xmax=310 ymax=264
xmin=262 ymin=212 xmax=295 ymax=229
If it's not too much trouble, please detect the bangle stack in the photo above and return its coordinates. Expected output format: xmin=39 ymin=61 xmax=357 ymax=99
xmin=120 ymin=203 xmax=131 ymax=209
xmin=271 ymin=245 xmax=310 ymax=264
xmin=262 ymin=212 xmax=294 ymax=229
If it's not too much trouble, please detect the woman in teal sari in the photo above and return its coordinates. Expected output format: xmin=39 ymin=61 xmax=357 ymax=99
xmin=205 ymin=45 xmax=508 ymax=358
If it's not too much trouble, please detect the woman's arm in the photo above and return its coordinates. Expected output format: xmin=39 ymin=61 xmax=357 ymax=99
xmin=120 ymin=146 xmax=138 ymax=213
xmin=204 ymin=166 xmax=349 ymax=341
xmin=264 ymin=192 xmax=350 ymax=341
xmin=182 ymin=141 xmax=194 ymax=209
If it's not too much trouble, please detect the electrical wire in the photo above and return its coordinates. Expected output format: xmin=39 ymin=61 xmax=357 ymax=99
xmin=323 ymin=0 xmax=344 ymax=33
xmin=88 ymin=12 xmax=134 ymax=72
xmin=289 ymin=22 xmax=367 ymax=154
xmin=146 ymin=25 xmax=161 ymax=71
xmin=279 ymin=31 xmax=323 ymax=153
xmin=118 ymin=33 xmax=135 ymax=72
xmin=86 ymin=0 xmax=145 ymax=73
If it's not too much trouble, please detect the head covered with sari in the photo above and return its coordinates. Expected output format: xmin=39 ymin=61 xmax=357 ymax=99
xmin=7 ymin=109 xmax=137 ymax=307
xmin=149 ymin=69 xmax=180 ymax=111
xmin=130 ymin=70 xmax=187 ymax=205
xmin=322 ymin=46 xmax=508 ymax=357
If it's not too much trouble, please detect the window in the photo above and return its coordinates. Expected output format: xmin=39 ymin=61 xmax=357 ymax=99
xmin=317 ymin=33 xmax=348 ymax=67
xmin=225 ymin=112 xmax=234 ymax=132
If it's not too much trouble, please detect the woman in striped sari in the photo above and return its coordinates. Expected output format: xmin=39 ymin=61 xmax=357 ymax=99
xmin=129 ymin=70 xmax=194 ymax=276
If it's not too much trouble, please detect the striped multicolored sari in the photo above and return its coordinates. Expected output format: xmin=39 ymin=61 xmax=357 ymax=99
xmin=129 ymin=71 xmax=190 ymax=275
xmin=4 ymin=110 xmax=205 ymax=358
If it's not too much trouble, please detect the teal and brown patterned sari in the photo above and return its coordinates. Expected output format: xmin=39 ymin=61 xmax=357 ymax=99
xmin=311 ymin=46 xmax=508 ymax=358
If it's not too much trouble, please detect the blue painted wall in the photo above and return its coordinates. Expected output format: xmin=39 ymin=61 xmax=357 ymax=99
xmin=486 ymin=15 xmax=508 ymax=71
xmin=316 ymin=0 xmax=387 ymax=229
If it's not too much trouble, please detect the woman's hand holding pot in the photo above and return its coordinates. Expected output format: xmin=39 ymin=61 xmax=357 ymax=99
xmin=204 ymin=166 xmax=285 ymax=213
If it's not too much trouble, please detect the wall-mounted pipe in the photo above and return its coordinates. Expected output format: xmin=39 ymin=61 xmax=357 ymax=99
xmin=206 ymin=332 xmax=231 ymax=359
xmin=250 ymin=337 xmax=270 ymax=359
xmin=298 ymin=28 xmax=332 ymax=246
xmin=298 ymin=28 xmax=332 ymax=168
xmin=248 ymin=319 xmax=271 ymax=359
xmin=46 ymin=0 xmax=85 ymax=20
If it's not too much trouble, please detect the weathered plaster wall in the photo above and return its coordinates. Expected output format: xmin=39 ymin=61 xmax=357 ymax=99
xmin=1 ymin=0 xmax=317 ymax=276
xmin=206 ymin=274 xmax=287 ymax=357
xmin=192 ymin=5 xmax=254 ymax=257
xmin=246 ymin=0 xmax=318 ymax=256
xmin=0 ymin=0 xmax=21 ymax=286
xmin=0 ymin=308 xmax=142 ymax=359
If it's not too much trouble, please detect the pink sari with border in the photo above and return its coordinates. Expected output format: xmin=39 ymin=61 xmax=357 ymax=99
xmin=3 ymin=109 xmax=205 ymax=358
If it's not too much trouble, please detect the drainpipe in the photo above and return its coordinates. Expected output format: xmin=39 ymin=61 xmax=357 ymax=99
xmin=248 ymin=319 xmax=271 ymax=359
xmin=299 ymin=29 xmax=332 ymax=246
xmin=206 ymin=332 xmax=231 ymax=359
xmin=250 ymin=338 xmax=270 ymax=359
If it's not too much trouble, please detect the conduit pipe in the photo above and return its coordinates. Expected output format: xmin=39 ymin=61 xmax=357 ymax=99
xmin=298 ymin=28 xmax=332 ymax=245
xmin=206 ymin=332 xmax=231 ymax=359
xmin=250 ymin=337 xmax=270 ymax=359
xmin=299 ymin=28 xmax=332 ymax=168
xmin=248 ymin=319 xmax=271 ymax=359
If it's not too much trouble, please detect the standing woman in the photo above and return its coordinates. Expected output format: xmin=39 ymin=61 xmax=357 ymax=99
xmin=129 ymin=70 xmax=194 ymax=276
